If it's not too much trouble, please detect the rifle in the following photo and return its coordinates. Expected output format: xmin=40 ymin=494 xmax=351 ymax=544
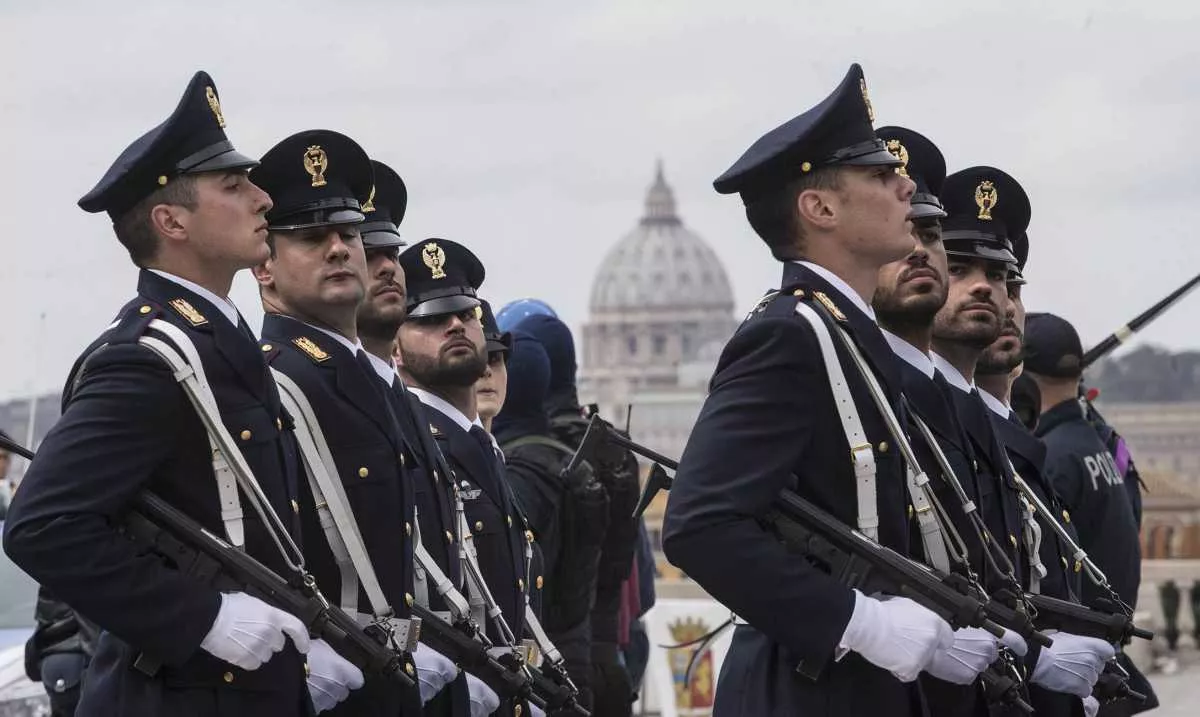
xmin=407 ymin=602 xmax=532 ymax=702
xmin=1081 ymin=271 xmax=1200 ymax=369
xmin=1093 ymin=659 xmax=1148 ymax=704
xmin=1025 ymin=594 xmax=1153 ymax=645
xmin=565 ymin=415 xmax=677 ymax=518
xmin=768 ymin=489 xmax=1035 ymax=713
xmin=124 ymin=492 xmax=417 ymax=688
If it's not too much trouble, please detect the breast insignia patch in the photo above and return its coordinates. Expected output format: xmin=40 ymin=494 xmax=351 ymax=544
xmin=429 ymin=424 xmax=442 ymax=437
xmin=292 ymin=336 xmax=331 ymax=362
xmin=168 ymin=298 xmax=208 ymax=326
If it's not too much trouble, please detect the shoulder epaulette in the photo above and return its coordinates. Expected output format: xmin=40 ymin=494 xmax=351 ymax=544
xmin=258 ymin=340 xmax=283 ymax=364
xmin=109 ymin=300 xmax=163 ymax=345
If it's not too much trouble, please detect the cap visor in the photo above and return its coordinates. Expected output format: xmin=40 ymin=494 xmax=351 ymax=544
xmin=944 ymin=243 xmax=1017 ymax=265
xmin=361 ymin=225 xmax=406 ymax=248
xmin=406 ymin=294 xmax=481 ymax=319
xmin=839 ymin=147 xmax=904 ymax=167
xmin=188 ymin=148 xmax=259 ymax=174
xmin=908 ymin=201 xmax=947 ymax=220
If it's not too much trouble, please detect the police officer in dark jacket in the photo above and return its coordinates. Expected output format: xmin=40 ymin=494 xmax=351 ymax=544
xmin=871 ymin=127 xmax=1021 ymax=717
xmin=974 ymin=232 xmax=1104 ymax=717
xmin=931 ymin=168 xmax=1115 ymax=708
xmin=3 ymin=71 xmax=314 ymax=717
xmin=396 ymin=239 xmax=535 ymax=717
xmin=1025 ymin=314 xmax=1141 ymax=613
xmin=250 ymin=132 xmax=438 ymax=715
xmin=493 ymin=330 xmax=606 ymax=709
xmin=662 ymin=64 xmax=959 ymax=717
xmin=1024 ymin=314 xmax=1155 ymax=717
xmin=517 ymin=312 xmax=638 ymax=715
xmin=353 ymin=161 xmax=493 ymax=717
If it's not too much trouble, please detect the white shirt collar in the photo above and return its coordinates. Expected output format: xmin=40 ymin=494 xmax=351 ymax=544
xmin=364 ymin=352 xmax=399 ymax=386
xmin=794 ymin=261 xmax=877 ymax=322
xmin=149 ymin=269 xmax=240 ymax=327
xmin=881 ymin=329 xmax=934 ymax=379
xmin=978 ymin=389 xmax=1012 ymax=419
xmin=931 ymin=352 xmax=975 ymax=393
xmin=307 ymin=323 xmax=363 ymax=357
xmin=408 ymin=386 xmax=476 ymax=432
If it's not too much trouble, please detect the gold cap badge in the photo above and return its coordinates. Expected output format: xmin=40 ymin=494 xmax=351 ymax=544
xmin=422 ymin=242 xmax=447 ymax=279
xmin=205 ymin=86 xmax=225 ymax=128
xmin=975 ymin=180 xmax=998 ymax=221
xmin=886 ymin=139 xmax=909 ymax=177
xmin=860 ymin=78 xmax=875 ymax=124
xmin=362 ymin=184 xmax=376 ymax=213
xmin=168 ymin=298 xmax=208 ymax=326
xmin=293 ymin=336 xmax=331 ymax=362
xmin=303 ymin=145 xmax=329 ymax=188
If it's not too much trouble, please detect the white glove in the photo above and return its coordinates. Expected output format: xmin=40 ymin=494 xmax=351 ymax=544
xmin=838 ymin=590 xmax=954 ymax=682
xmin=999 ymin=628 xmax=1028 ymax=657
xmin=924 ymin=626 xmax=999 ymax=684
xmin=465 ymin=671 xmax=501 ymax=717
xmin=199 ymin=592 xmax=311 ymax=670
xmin=1082 ymin=695 xmax=1100 ymax=717
xmin=1030 ymin=631 xmax=1115 ymax=698
xmin=529 ymin=703 xmax=546 ymax=717
xmin=413 ymin=643 xmax=460 ymax=704
xmin=306 ymin=639 xmax=364 ymax=713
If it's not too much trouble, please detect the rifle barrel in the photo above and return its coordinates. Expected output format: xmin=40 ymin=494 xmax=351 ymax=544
xmin=1082 ymin=272 xmax=1200 ymax=368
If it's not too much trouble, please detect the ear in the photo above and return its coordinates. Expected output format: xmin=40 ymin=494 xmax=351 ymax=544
xmin=149 ymin=203 xmax=189 ymax=245
xmin=796 ymin=187 xmax=838 ymax=231
xmin=251 ymin=258 xmax=275 ymax=290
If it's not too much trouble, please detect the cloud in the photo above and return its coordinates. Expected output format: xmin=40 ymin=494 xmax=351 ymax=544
xmin=3 ymin=0 xmax=1200 ymax=400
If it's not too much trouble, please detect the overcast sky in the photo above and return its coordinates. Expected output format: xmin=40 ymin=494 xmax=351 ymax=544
xmin=2 ymin=0 xmax=1199 ymax=401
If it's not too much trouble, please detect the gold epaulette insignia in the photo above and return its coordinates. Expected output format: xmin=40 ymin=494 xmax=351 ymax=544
xmin=293 ymin=336 xmax=331 ymax=362
xmin=812 ymin=291 xmax=847 ymax=322
xmin=168 ymin=298 xmax=208 ymax=326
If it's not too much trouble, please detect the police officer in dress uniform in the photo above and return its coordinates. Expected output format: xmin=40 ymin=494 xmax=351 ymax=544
xmin=973 ymin=233 xmax=1086 ymax=717
xmin=870 ymin=127 xmax=1024 ymax=717
xmin=1023 ymin=314 xmax=1155 ymax=716
xmin=932 ymin=168 xmax=1114 ymax=710
xmin=661 ymin=64 xmax=958 ymax=717
xmin=395 ymin=239 xmax=542 ymax=717
xmin=476 ymin=300 xmax=512 ymax=433
xmin=2 ymin=71 xmax=317 ymax=716
xmin=251 ymin=130 xmax=459 ymax=716
xmin=351 ymin=161 xmax=497 ymax=717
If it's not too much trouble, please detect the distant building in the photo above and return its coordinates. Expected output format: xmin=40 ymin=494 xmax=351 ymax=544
xmin=1098 ymin=401 xmax=1200 ymax=489
xmin=577 ymin=162 xmax=739 ymax=575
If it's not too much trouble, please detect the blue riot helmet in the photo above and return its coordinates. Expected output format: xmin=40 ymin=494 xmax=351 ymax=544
xmin=496 ymin=298 xmax=558 ymax=333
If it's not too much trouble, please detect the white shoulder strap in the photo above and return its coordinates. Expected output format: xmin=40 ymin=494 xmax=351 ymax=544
xmin=792 ymin=302 xmax=879 ymax=541
xmin=792 ymin=304 xmax=950 ymax=570
xmin=270 ymin=367 xmax=393 ymax=620
xmin=411 ymin=507 xmax=474 ymax=622
xmin=138 ymin=320 xmax=302 ymax=575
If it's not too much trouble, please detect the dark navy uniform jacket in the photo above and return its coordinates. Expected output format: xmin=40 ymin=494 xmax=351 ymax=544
xmin=419 ymin=397 xmax=532 ymax=717
xmin=1036 ymin=399 xmax=1141 ymax=611
xmin=885 ymin=345 xmax=1001 ymax=717
xmin=3 ymin=270 xmax=310 ymax=717
xmin=663 ymin=263 xmax=922 ymax=717
xmin=985 ymin=397 xmax=1087 ymax=717
xmin=931 ymin=363 xmax=1028 ymax=588
xmin=261 ymin=314 xmax=421 ymax=716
